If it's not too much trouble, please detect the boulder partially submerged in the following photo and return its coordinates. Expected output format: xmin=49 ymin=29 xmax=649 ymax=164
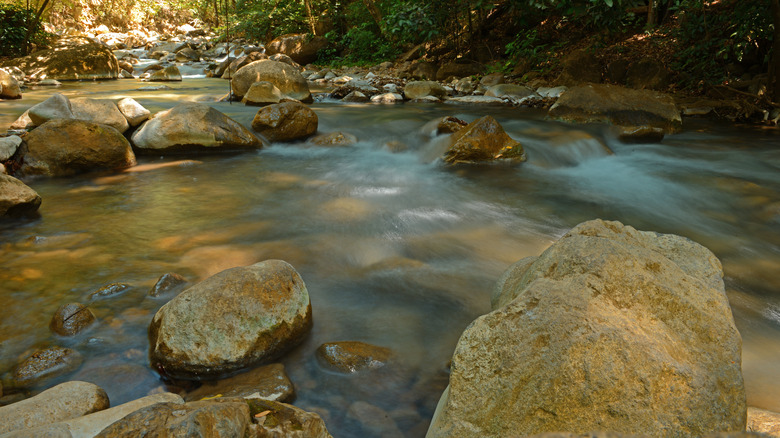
xmin=148 ymin=260 xmax=312 ymax=380
xmin=442 ymin=115 xmax=526 ymax=164
xmin=231 ymin=60 xmax=312 ymax=102
xmin=131 ymin=102 xmax=265 ymax=154
xmin=548 ymin=83 xmax=682 ymax=134
xmin=428 ymin=219 xmax=746 ymax=437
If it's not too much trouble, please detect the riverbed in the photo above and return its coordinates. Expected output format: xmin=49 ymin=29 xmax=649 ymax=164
xmin=1 ymin=78 xmax=779 ymax=436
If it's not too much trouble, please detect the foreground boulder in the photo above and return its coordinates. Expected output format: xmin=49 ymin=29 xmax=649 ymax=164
xmin=548 ymin=84 xmax=682 ymax=134
xmin=131 ymin=102 xmax=265 ymax=154
xmin=443 ymin=115 xmax=526 ymax=164
xmin=232 ymin=60 xmax=312 ymax=102
xmin=2 ymin=37 xmax=120 ymax=81
xmin=427 ymin=219 xmax=746 ymax=437
xmin=149 ymin=260 xmax=313 ymax=380
xmin=0 ymin=174 xmax=41 ymax=217
xmin=95 ymin=398 xmax=249 ymax=437
xmin=0 ymin=68 xmax=22 ymax=99
xmin=251 ymin=101 xmax=318 ymax=142
xmin=20 ymin=119 xmax=136 ymax=177
xmin=0 ymin=381 xmax=109 ymax=435
xmin=266 ymin=33 xmax=329 ymax=65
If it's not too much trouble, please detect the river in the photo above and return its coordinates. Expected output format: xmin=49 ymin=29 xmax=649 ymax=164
xmin=1 ymin=77 xmax=779 ymax=436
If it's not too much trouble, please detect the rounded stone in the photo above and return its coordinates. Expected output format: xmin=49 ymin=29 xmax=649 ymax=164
xmin=0 ymin=174 xmax=41 ymax=217
xmin=232 ymin=60 xmax=311 ymax=102
xmin=148 ymin=260 xmax=313 ymax=380
xmin=50 ymin=302 xmax=96 ymax=336
xmin=13 ymin=346 xmax=84 ymax=387
xmin=251 ymin=101 xmax=318 ymax=142
xmin=316 ymin=341 xmax=393 ymax=373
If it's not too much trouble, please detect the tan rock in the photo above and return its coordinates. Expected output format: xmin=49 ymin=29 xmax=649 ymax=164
xmin=0 ymin=381 xmax=108 ymax=435
xmin=428 ymin=219 xmax=746 ymax=437
xmin=443 ymin=115 xmax=526 ymax=164
xmin=3 ymin=37 xmax=120 ymax=81
xmin=307 ymin=132 xmax=358 ymax=147
xmin=316 ymin=341 xmax=393 ymax=373
xmin=70 ymin=98 xmax=130 ymax=134
xmin=246 ymin=399 xmax=333 ymax=438
xmin=147 ymin=64 xmax=182 ymax=81
xmin=747 ymin=407 xmax=780 ymax=436
xmin=266 ymin=33 xmax=329 ymax=65
xmin=0 ymin=69 xmax=22 ymax=99
xmin=116 ymin=97 xmax=150 ymax=127
xmin=12 ymin=347 xmax=84 ymax=387
xmin=20 ymin=119 xmax=136 ymax=177
xmin=50 ymin=302 xmax=96 ymax=336
xmin=232 ymin=60 xmax=311 ymax=102
xmin=404 ymin=81 xmax=448 ymax=100
xmin=251 ymin=101 xmax=318 ymax=142
xmin=184 ymin=363 xmax=295 ymax=402
xmin=242 ymin=81 xmax=284 ymax=106
xmin=149 ymin=260 xmax=312 ymax=380
xmin=0 ymin=174 xmax=41 ymax=217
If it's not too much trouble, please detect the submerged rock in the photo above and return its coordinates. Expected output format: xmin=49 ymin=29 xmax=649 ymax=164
xmin=0 ymin=381 xmax=109 ymax=435
xmin=2 ymin=37 xmax=120 ymax=81
xmin=316 ymin=341 xmax=393 ymax=373
xmin=149 ymin=260 xmax=312 ymax=380
xmin=131 ymin=102 xmax=265 ymax=154
xmin=50 ymin=302 xmax=96 ymax=336
xmin=232 ymin=60 xmax=312 ymax=102
xmin=0 ymin=174 xmax=41 ymax=217
xmin=20 ymin=119 xmax=136 ymax=177
xmin=184 ymin=362 xmax=295 ymax=402
xmin=442 ymin=115 xmax=526 ymax=164
xmin=12 ymin=346 xmax=84 ymax=387
xmin=428 ymin=219 xmax=746 ymax=437
xmin=307 ymin=131 xmax=358 ymax=147
xmin=251 ymin=101 xmax=318 ymax=142
xmin=548 ymin=83 xmax=681 ymax=134
xmin=246 ymin=399 xmax=333 ymax=438
xmin=148 ymin=272 xmax=188 ymax=297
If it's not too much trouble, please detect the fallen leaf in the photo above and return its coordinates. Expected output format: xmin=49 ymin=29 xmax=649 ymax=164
xmin=254 ymin=410 xmax=272 ymax=418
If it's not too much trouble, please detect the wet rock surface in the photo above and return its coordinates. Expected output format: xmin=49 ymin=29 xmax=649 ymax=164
xmin=246 ymin=398 xmax=333 ymax=438
xmin=185 ymin=363 xmax=295 ymax=403
xmin=12 ymin=346 xmax=84 ymax=387
xmin=443 ymin=115 xmax=526 ymax=164
xmin=0 ymin=174 xmax=41 ymax=218
xmin=50 ymin=302 xmax=96 ymax=336
xmin=316 ymin=341 xmax=393 ymax=373
xmin=251 ymin=101 xmax=318 ymax=142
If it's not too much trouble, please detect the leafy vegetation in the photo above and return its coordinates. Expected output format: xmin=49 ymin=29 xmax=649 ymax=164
xmin=0 ymin=2 xmax=51 ymax=57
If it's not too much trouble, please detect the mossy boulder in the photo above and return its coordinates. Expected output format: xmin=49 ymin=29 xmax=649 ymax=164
xmin=442 ymin=115 xmax=526 ymax=164
xmin=2 ymin=37 xmax=119 ymax=81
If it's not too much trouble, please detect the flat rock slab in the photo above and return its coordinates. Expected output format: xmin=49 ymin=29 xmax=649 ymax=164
xmin=184 ymin=363 xmax=295 ymax=403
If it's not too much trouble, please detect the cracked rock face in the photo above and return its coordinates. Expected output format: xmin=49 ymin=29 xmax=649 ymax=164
xmin=428 ymin=219 xmax=746 ymax=438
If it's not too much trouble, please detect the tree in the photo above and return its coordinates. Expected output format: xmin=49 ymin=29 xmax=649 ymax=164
xmin=771 ymin=0 xmax=780 ymax=102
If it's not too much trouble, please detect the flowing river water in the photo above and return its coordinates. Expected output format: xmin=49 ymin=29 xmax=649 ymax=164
xmin=1 ymin=77 xmax=779 ymax=436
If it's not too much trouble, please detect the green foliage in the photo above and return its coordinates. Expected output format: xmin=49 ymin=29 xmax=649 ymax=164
xmin=0 ymin=3 xmax=50 ymax=57
xmin=383 ymin=1 xmax=439 ymax=45
xmin=517 ymin=0 xmax=643 ymax=30
xmin=670 ymin=0 xmax=772 ymax=88
xmin=504 ymin=28 xmax=564 ymax=74
xmin=318 ymin=23 xmax=399 ymax=65
xmin=232 ymin=0 xmax=319 ymax=41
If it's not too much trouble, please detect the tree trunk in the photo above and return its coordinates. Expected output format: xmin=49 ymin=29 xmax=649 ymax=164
xmin=771 ymin=0 xmax=780 ymax=102
xmin=23 ymin=0 xmax=51 ymax=55
xmin=647 ymin=0 xmax=657 ymax=27
xmin=303 ymin=0 xmax=316 ymax=34
xmin=362 ymin=0 xmax=384 ymax=33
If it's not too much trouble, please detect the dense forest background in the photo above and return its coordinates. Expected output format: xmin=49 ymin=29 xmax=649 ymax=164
xmin=1 ymin=0 xmax=779 ymax=101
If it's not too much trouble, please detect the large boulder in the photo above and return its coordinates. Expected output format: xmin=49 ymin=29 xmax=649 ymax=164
xmin=71 ymin=98 xmax=130 ymax=134
xmin=0 ymin=68 xmax=22 ymax=99
xmin=442 ymin=115 xmax=526 ymax=164
xmin=427 ymin=219 xmax=746 ymax=438
xmin=548 ymin=84 xmax=682 ymax=134
xmin=404 ymin=81 xmax=448 ymax=100
xmin=232 ymin=60 xmax=312 ymax=102
xmin=131 ymin=102 xmax=265 ymax=155
xmin=148 ymin=260 xmax=313 ymax=380
xmin=0 ymin=174 xmax=41 ymax=217
xmin=2 ymin=37 xmax=120 ymax=81
xmin=242 ymin=81 xmax=285 ymax=106
xmin=20 ymin=119 xmax=136 ymax=177
xmin=251 ymin=101 xmax=318 ymax=142
xmin=0 ymin=381 xmax=109 ymax=435
xmin=266 ymin=33 xmax=329 ymax=65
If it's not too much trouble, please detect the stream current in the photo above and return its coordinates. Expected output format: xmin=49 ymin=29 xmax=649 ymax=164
xmin=1 ymin=78 xmax=779 ymax=436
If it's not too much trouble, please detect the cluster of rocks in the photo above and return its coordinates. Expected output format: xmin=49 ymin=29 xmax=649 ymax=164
xmin=1 ymin=258 xmax=408 ymax=437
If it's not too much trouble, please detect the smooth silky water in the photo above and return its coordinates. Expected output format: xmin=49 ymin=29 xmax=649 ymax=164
xmin=1 ymin=78 xmax=779 ymax=435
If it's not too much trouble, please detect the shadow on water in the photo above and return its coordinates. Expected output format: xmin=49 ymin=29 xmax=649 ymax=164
xmin=1 ymin=79 xmax=780 ymax=434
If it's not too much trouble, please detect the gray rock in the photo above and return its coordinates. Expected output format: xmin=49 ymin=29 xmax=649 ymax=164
xmin=88 ymin=283 xmax=130 ymax=301
xmin=371 ymin=92 xmax=403 ymax=103
xmin=131 ymin=102 xmax=265 ymax=155
xmin=12 ymin=347 xmax=84 ymax=388
xmin=50 ymin=303 xmax=96 ymax=336
xmin=149 ymin=260 xmax=312 ymax=380
xmin=342 ymin=91 xmax=369 ymax=102
xmin=0 ymin=136 xmax=23 ymax=161
xmin=548 ymin=84 xmax=682 ymax=134
xmin=445 ymin=95 xmax=505 ymax=105
xmin=94 ymin=398 xmax=249 ymax=437
xmin=307 ymin=132 xmax=358 ymax=147
xmin=347 ymin=401 xmax=403 ymax=438
xmin=485 ymin=84 xmax=536 ymax=99
xmin=20 ymin=119 xmax=136 ymax=177
xmin=28 ymin=94 xmax=74 ymax=126
xmin=184 ymin=363 xmax=295 ymax=402
xmin=427 ymin=219 xmax=746 ymax=437
xmin=232 ymin=60 xmax=311 ymax=102
xmin=0 ymin=174 xmax=41 ymax=217
xmin=0 ymin=381 xmax=108 ymax=435
xmin=70 ymin=98 xmax=130 ymax=134
xmin=116 ymin=98 xmax=150 ymax=127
